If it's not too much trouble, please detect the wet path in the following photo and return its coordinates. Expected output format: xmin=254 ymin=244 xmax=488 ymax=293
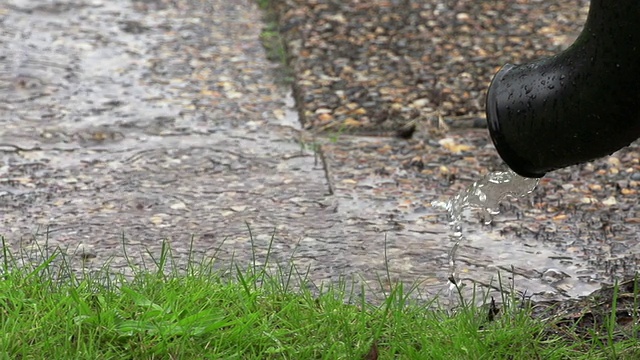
xmin=1 ymin=0 xmax=339 ymax=278
xmin=1 ymin=0 xmax=639 ymax=306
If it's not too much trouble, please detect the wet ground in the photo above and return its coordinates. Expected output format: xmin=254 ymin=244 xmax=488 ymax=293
xmin=1 ymin=0 xmax=639 ymax=307
xmin=1 ymin=0 xmax=341 ymax=278
xmin=272 ymin=0 xmax=590 ymax=132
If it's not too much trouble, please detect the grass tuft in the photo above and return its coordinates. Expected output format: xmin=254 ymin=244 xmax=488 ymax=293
xmin=0 ymin=235 xmax=637 ymax=359
xmin=255 ymin=0 xmax=294 ymax=85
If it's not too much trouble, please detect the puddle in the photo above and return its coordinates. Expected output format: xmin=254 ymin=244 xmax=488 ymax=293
xmin=322 ymin=133 xmax=640 ymax=305
xmin=333 ymin=176 xmax=601 ymax=303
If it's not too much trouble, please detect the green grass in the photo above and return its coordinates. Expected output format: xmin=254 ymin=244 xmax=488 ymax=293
xmin=255 ymin=0 xmax=294 ymax=85
xmin=0 ymin=236 xmax=638 ymax=359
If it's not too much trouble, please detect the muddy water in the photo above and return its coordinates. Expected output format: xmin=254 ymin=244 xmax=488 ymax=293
xmin=1 ymin=0 xmax=638 ymax=306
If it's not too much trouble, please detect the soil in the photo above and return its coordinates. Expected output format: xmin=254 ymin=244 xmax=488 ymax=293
xmin=1 ymin=0 xmax=639 ymax=312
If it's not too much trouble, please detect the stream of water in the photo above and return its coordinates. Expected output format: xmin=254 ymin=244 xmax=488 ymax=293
xmin=433 ymin=169 xmax=540 ymax=298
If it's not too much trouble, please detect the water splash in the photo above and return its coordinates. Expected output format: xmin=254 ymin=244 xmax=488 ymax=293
xmin=443 ymin=169 xmax=539 ymax=224
xmin=433 ymin=169 xmax=539 ymax=296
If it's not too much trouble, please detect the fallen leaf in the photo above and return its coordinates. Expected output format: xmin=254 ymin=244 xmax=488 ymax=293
xmin=621 ymin=188 xmax=636 ymax=195
xmin=588 ymin=184 xmax=602 ymax=191
xmin=317 ymin=113 xmax=334 ymax=123
xmin=552 ymin=214 xmax=568 ymax=221
xmin=343 ymin=117 xmax=361 ymax=127
xmin=438 ymin=138 xmax=475 ymax=153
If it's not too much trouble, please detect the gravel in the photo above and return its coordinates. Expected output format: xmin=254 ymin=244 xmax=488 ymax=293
xmin=272 ymin=0 xmax=590 ymax=133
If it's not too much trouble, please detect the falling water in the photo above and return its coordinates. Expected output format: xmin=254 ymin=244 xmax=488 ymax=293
xmin=432 ymin=169 xmax=539 ymax=297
